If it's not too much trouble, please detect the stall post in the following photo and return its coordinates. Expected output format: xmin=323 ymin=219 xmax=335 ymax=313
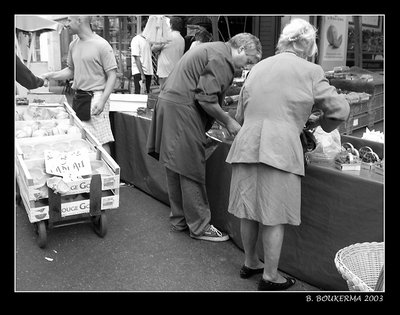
xmin=353 ymin=16 xmax=363 ymax=68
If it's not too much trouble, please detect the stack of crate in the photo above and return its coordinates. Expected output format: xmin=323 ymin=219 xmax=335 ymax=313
xmin=330 ymin=75 xmax=383 ymax=135
xmin=15 ymin=94 xmax=120 ymax=227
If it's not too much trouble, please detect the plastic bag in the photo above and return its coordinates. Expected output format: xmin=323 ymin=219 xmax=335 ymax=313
xmin=305 ymin=126 xmax=341 ymax=165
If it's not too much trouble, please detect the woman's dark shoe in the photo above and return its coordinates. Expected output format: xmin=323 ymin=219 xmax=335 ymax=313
xmin=239 ymin=265 xmax=264 ymax=279
xmin=257 ymin=276 xmax=296 ymax=291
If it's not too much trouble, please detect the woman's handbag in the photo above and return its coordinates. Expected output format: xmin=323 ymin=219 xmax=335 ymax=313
xmin=300 ymin=128 xmax=317 ymax=154
xmin=72 ymin=89 xmax=94 ymax=121
xmin=300 ymin=128 xmax=317 ymax=167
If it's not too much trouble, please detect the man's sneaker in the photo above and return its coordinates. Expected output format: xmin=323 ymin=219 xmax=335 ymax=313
xmin=190 ymin=225 xmax=229 ymax=242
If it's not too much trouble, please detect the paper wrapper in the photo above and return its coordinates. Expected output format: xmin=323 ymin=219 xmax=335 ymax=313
xmin=46 ymin=177 xmax=70 ymax=194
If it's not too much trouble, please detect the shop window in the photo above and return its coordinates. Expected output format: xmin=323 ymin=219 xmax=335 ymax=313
xmin=346 ymin=16 xmax=383 ymax=72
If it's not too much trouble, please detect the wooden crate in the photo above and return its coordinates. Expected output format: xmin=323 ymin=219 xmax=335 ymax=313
xmin=338 ymin=111 xmax=372 ymax=135
xmin=370 ymin=92 xmax=383 ymax=110
xmin=349 ymin=100 xmax=370 ymax=116
xmin=373 ymin=106 xmax=384 ymax=122
xmin=16 ymin=145 xmax=120 ymax=223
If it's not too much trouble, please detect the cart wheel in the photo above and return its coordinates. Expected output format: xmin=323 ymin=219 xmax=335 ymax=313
xmin=92 ymin=211 xmax=107 ymax=237
xmin=34 ymin=221 xmax=47 ymax=248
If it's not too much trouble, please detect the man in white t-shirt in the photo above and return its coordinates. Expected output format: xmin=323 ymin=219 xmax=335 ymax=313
xmin=151 ymin=17 xmax=185 ymax=87
xmin=41 ymin=16 xmax=117 ymax=154
xmin=131 ymin=18 xmax=153 ymax=94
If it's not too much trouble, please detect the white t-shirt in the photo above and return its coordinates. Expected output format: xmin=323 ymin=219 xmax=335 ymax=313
xmin=156 ymin=30 xmax=185 ymax=78
xmin=68 ymin=34 xmax=117 ymax=91
xmin=130 ymin=34 xmax=153 ymax=75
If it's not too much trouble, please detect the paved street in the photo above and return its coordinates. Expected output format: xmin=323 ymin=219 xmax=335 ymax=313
xmin=15 ymin=184 xmax=321 ymax=292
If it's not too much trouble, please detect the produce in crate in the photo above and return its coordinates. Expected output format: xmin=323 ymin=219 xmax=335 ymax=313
xmin=32 ymin=129 xmax=48 ymax=137
xmin=70 ymin=139 xmax=94 ymax=153
xmin=15 ymin=121 xmax=79 ymax=138
xmin=335 ymin=151 xmax=360 ymax=164
xmin=52 ymin=141 xmax=71 ymax=153
xmin=91 ymin=160 xmax=112 ymax=176
xmin=67 ymin=125 xmax=81 ymax=135
xmin=22 ymin=106 xmax=51 ymax=121
xmin=341 ymin=142 xmax=359 ymax=157
xmin=29 ymin=166 xmax=52 ymax=199
xmin=361 ymin=151 xmax=380 ymax=164
xmin=18 ymin=105 xmax=69 ymax=121
xmin=30 ymin=167 xmax=46 ymax=187
xmin=334 ymin=150 xmax=361 ymax=171
xmin=31 ymin=143 xmax=52 ymax=159
xmin=358 ymin=146 xmax=373 ymax=160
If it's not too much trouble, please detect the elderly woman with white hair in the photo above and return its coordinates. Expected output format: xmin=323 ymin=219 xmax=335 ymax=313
xmin=226 ymin=18 xmax=350 ymax=291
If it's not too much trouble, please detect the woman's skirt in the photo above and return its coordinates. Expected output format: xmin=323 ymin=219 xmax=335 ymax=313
xmin=228 ymin=163 xmax=301 ymax=226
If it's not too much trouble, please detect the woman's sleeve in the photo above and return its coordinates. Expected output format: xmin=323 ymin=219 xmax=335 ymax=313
xmin=312 ymin=66 xmax=350 ymax=132
xmin=235 ymin=85 xmax=248 ymax=125
xmin=16 ymin=55 xmax=44 ymax=90
xmin=194 ymin=57 xmax=234 ymax=106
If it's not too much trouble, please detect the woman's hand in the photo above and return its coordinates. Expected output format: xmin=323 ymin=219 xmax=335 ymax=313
xmin=305 ymin=111 xmax=323 ymax=130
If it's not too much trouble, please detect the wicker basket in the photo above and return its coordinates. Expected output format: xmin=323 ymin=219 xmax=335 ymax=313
xmin=334 ymin=242 xmax=384 ymax=291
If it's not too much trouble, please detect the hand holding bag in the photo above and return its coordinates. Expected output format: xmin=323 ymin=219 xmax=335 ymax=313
xmin=72 ymin=90 xmax=94 ymax=121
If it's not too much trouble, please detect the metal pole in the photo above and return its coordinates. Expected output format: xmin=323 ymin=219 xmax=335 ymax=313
xmin=353 ymin=16 xmax=363 ymax=68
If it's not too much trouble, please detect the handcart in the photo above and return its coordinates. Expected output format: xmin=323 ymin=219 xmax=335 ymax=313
xmin=15 ymin=95 xmax=120 ymax=248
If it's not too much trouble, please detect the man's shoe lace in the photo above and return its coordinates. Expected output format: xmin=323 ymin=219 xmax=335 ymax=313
xmin=207 ymin=225 xmax=223 ymax=237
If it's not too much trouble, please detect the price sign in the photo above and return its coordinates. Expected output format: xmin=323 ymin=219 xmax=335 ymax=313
xmin=44 ymin=149 xmax=92 ymax=181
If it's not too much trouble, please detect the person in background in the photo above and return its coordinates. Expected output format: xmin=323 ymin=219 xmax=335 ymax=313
xmin=226 ymin=19 xmax=350 ymax=291
xmin=151 ymin=16 xmax=185 ymax=88
xmin=184 ymin=16 xmax=213 ymax=53
xmin=189 ymin=28 xmax=213 ymax=50
xmin=41 ymin=16 xmax=117 ymax=155
xmin=147 ymin=33 xmax=262 ymax=242
xmin=16 ymin=54 xmax=46 ymax=90
xmin=131 ymin=17 xmax=153 ymax=94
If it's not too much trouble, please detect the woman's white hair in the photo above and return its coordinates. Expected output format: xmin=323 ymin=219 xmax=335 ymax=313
xmin=276 ymin=18 xmax=318 ymax=58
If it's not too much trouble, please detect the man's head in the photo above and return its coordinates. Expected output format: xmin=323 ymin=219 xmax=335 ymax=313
xmin=169 ymin=16 xmax=183 ymax=33
xmin=228 ymin=33 xmax=262 ymax=70
xmin=65 ymin=16 xmax=92 ymax=35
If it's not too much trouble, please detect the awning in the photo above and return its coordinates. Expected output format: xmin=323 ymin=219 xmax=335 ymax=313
xmin=15 ymin=15 xmax=64 ymax=34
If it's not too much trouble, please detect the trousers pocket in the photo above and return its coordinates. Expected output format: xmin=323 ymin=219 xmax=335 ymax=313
xmin=72 ymin=90 xmax=93 ymax=121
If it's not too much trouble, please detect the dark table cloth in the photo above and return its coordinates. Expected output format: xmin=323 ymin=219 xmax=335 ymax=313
xmin=112 ymin=111 xmax=384 ymax=291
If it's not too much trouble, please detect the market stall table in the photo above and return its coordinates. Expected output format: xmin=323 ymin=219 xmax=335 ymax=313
xmin=112 ymin=111 xmax=384 ymax=291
